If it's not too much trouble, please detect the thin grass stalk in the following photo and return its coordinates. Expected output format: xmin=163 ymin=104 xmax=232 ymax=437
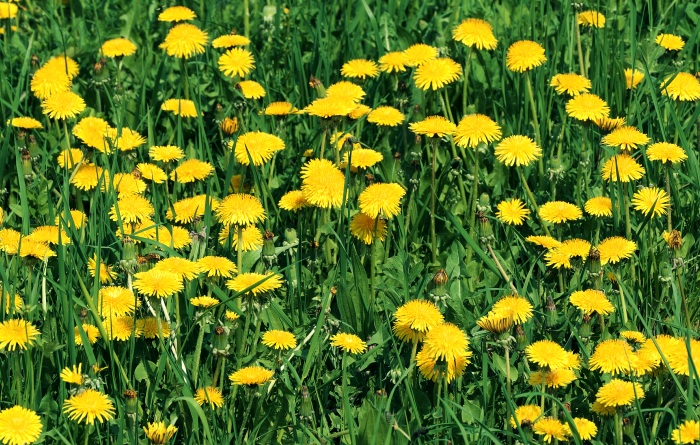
xmin=524 ymin=72 xmax=544 ymax=181
xmin=462 ymin=47 xmax=474 ymax=116
xmin=430 ymin=138 xmax=439 ymax=264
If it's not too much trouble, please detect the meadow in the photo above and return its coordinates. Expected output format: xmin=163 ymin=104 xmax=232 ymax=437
xmin=1 ymin=0 xmax=700 ymax=443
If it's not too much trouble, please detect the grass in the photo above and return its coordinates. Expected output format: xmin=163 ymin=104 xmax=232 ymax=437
xmin=0 ymin=0 xmax=700 ymax=444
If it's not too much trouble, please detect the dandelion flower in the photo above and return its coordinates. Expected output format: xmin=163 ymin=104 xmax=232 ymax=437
xmin=496 ymin=198 xmax=530 ymax=225
xmin=237 ymin=80 xmax=265 ymax=99
xmin=529 ymin=368 xmax=577 ymax=389
xmin=133 ymin=269 xmax=183 ymax=298
xmin=138 ymin=317 xmax=171 ymax=339
xmin=229 ymin=366 xmax=274 ymax=386
xmin=262 ymin=330 xmax=297 ymax=350
xmin=57 ymin=149 xmax=83 ymax=169
xmin=454 ymin=114 xmax=502 ymax=148
xmin=533 ymin=418 xmax=569 ymax=443
xmin=414 ymin=57 xmax=461 ymax=90
xmin=26 ymin=225 xmax=70 ymax=245
xmin=304 ymin=97 xmax=356 ymax=118
xmin=161 ymin=99 xmax=198 ymax=117
xmin=452 ymin=18 xmax=497 ymax=50
xmin=510 ymin=405 xmax=542 ymax=428
xmin=341 ymin=148 xmax=383 ymax=171
xmin=170 ymin=159 xmax=215 ymax=183
xmin=233 ymin=131 xmax=285 ymax=166
xmin=3 ymin=293 xmax=22 ymax=315
xmin=73 ymin=117 xmax=111 ymax=151
xmin=107 ymin=127 xmax=146 ymax=152
xmin=570 ymin=289 xmax=614 ymax=316
xmin=60 ymin=364 xmax=85 ymax=385
xmin=101 ymin=38 xmax=137 ymax=57
xmin=367 ymin=106 xmax=405 ymax=127
xmin=158 ymin=6 xmax=196 ymax=22
xmin=103 ymin=316 xmax=141 ymax=341
xmin=525 ymin=340 xmax=570 ymax=370
xmin=656 ymin=34 xmax=685 ymax=51
xmin=392 ymin=300 xmax=444 ymax=342
xmin=160 ymin=23 xmax=208 ymax=59
xmin=494 ymin=135 xmax=542 ymax=166
xmin=349 ymin=212 xmax=387 ymax=245
xmin=63 ymin=389 xmax=115 ymax=424
xmin=301 ymin=159 xmax=346 ymax=208
xmin=419 ymin=323 xmax=471 ymax=365
xmin=194 ymin=387 xmax=224 ymax=409
xmin=109 ymin=195 xmax=153 ymax=224
xmin=348 ymin=104 xmax=372 ymax=119
xmin=476 ymin=312 xmax=514 ymax=334
xmin=409 ymin=116 xmax=456 ymax=138
xmin=506 ymin=40 xmax=546 ymax=73
xmin=378 ymin=51 xmax=409 ymax=73
xmin=550 ymin=73 xmax=591 ymax=96
xmin=166 ymin=194 xmax=220 ymax=224
xmin=569 ymin=418 xmax=598 ymax=440
xmin=19 ymin=241 xmax=56 ymax=260
xmin=0 ymin=2 xmax=18 ymax=19
xmin=601 ymin=154 xmax=645 ymax=182
xmin=43 ymin=55 xmax=80 ymax=79
xmin=30 ymin=67 xmax=71 ymax=100
xmin=661 ymin=73 xmax=700 ymax=101
xmin=341 ymin=59 xmax=379 ymax=79
xmin=278 ymin=190 xmax=308 ymax=212
xmin=0 ymin=319 xmax=40 ymax=351
xmin=225 ymin=224 xmax=263 ymax=251
xmin=625 ymin=68 xmax=644 ymax=89
xmin=42 ymin=91 xmax=85 ymax=120
xmin=330 ymin=333 xmax=367 ymax=354
xmin=595 ymin=116 xmax=626 ymax=131
xmin=589 ymin=339 xmax=639 ymax=375
xmin=149 ymin=145 xmax=185 ymax=163
xmin=189 ymin=296 xmax=219 ymax=308
xmin=75 ymin=324 xmax=100 ymax=346
xmin=491 ymin=295 xmax=534 ymax=324
xmin=212 ymin=33 xmax=250 ymax=48
xmin=596 ymin=379 xmax=644 ymax=407
xmin=598 ymin=236 xmax=637 ymax=265
xmin=585 ymin=196 xmax=613 ymax=217
xmin=647 ymin=142 xmax=687 ymax=164
xmin=539 ymin=201 xmax=582 ymax=224
xmin=602 ymin=126 xmax=650 ymax=151
xmin=215 ymin=193 xmax=265 ymax=227
xmin=672 ymin=420 xmax=700 ymax=444
xmin=10 ymin=117 xmax=43 ymax=130
xmin=226 ymin=272 xmax=283 ymax=296
xmin=526 ymin=235 xmax=561 ymax=249
xmin=358 ymin=183 xmax=405 ymax=219
xmin=591 ymin=400 xmax=616 ymax=416
xmin=566 ymin=93 xmax=610 ymax=121
xmin=197 ymin=256 xmax=236 ymax=278
xmin=416 ymin=350 xmax=468 ymax=383
xmin=264 ymin=101 xmax=298 ymax=115
xmin=143 ymin=421 xmax=177 ymax=444
xmin=631 ymin=187 xmax=670 ymax=217
xmin=136 ymin=163 xmax=167 ymax=183
xmin=578 ymin=10 xmax=606 ymax=27
xmin=0 ymin=405 xmax=43 ymax=445
xmin=98 ymin=286 xmax=137 ymax=318
xmin=154 ymin=257 xmax=203 ymax=281
xmin=326 ymin=80 xmax=367 ymax=102
xmin=403 ymin=43 xmax=439 ymax=67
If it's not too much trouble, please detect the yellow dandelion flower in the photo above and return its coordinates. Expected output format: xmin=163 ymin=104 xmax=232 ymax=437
xmin=143 ymin=421 xmax=177 ymax=444
xmin=601 ymin=154 xmax=645 ymax=182
xmin=647 ymin=142 xmax=687 ymax=164
xmin=550 ymin=73 xmax=591 ymax=96
xmin=414 ymin=57 xmax=461 ymax=90
xmin=348 ymin=104 xmax=371 ymax=119
xmin=590 ymin=339 xmax=638 ymax=375
xmin=597 ymin=236 xmax=637 ymax=265
xmin=106 ymin=127 xmax=146 ymax=152
xmin=75 ymin=324 xmax=100 ymax=346
xmin=491 ymin=295 xmax=534 ymax=324
xmin=72 ymin=117 xmax=111 ymax=151
xmin=278 ymin=190 xmax=309 ymax=212
xmin=103 ymin=316 xmax=141 ymax=341
xmin=9 ymin=117 xmax=43 ymax=130
xmin=452 ymin=18 xmax=497 ymax=50
xmin=528 ymin=368 xmax=577 ymax=388
xmin=158 ymin=6 xmax=196 ymax=22
xmin=625 ymin=68 xmax=644 ymax=89
xmin=194 ymin=386 xmax=224 ymax=409
xmin=57 ymin=149 xmax=83 ymax=169
xmin=136 ymin=163 xmax=167 ymax=183
xmin=578 ymin=10 xmax=606 ymax=27
xmin=30 ymin=67 xmax=71 ymax=100
xmin=661 ymin=73 xmax=700 ymax=101
xmin=0 ymin=2 xmax=18 ymax=19
xmin=0 ymin=405 xmax=43 ymax=445
xmin=212 ymin=33 xmax=250 ymax=48
xmin=101 ymin=38 xmax=137 ymax=57
xmin=570 ymin=289 xmax=614 ymax=316
xmin=0 ymin=319 xmax=40 ymax=351
xmin=304 ymin=97 xmax=357 ymax=118
xmin=539 ymin=201 xmax=582 ymax=223
xmin=349 ymin=212 xmax=387 ymax=245
xmin=229 ymin=366 xmax=274 ymax=386
xmin=19 ymin=241 xmax=56 ymax=260
xmin=596 ymin=379 xmax=644 ymax=407
xmin=419 ymin=323 xmax=471 ymax=365
xmin=403 ymin=43 xmax=439 ymax=67
xmin=170 ymin=159 xmax=215 ymax=183
xmin=533 ymin=418 xmax=569 ymax=443
xmin=656 ymin=33 xmax=685 ymax=51
xmin=133 ymin=269 xmax=183 ymax=298
xmin=494 ymin=135 xmax=542 ymax=166
xmin=595 ymin=116 xmax=626 ymax=131
xmin=358 ymin=183 xmax=405 ymax=219
xmin=0 ymin=229 xmax=21 ymax=255
xmin=149 ymin=145 xmax=185 ymax=163
xmin=138 ymin=317 xmax=171 ymax=339
xmin=197 ymin=256 xmax=236 ymax=278
xmin=496 ymin=198 xmax=530 ymax=225
xmin=63 ymin=389 xmax=115 ymax=425
xmin=42 ymin=55 xmax=79 ymax=79
xmin=98 ymin=286 xmax=138 ymax=318
xmin=602 ymin=126 xmax=650 ymax=151
xmin=621 ymin=331 xmax=646 ymax=344
xmin=221 ymin=224 xmax=263 ymax=251
xmin=510 ymin=405 xmax=542 ymax=428
xmin=300 ymin=159 xmax=346 ymax=208
xmin=525 ymin=340 xmax=570 ymax=370
xmin=41 ymin=91 xmax=85 ymax=120
xmin=189 ymin=296 xmax=220 ymax=308
xmin=88 ymin=257 xmax=118 ymax=284
xmin=341 ymin=59 xmax=379 ymax=79
xmin=330 ymin=332 xmax=367 ymax=354
xmin=264 ymin=101 xmax=298 ymax=115
xmin=526 ymin=235 xmax=562 ymax=249
xmin=326 ymin=81 xmax=366 ymax=103
xmin=60 ymin=364 xmax=84 ymax=385
xmin=392 ymin=300 xmax=443 ymax=343
xmin=591 ymin=400 xmax=617 ymax=416
xmin=631 ymin=187 xmax=670 ymax=217
xmin=506 ymin=40 xmax=546 ymax=73
xmin=367 ymin=106 xmax=405 ymax=127
xmin=165 ymin=194 xmax=220 ymax=224
xmin=26 ymin=225 xmax=70 ymax=245
xmin=567 ymin=418 xmax=598 ymax=441
xmin=161 ymin=99 xmax=198 ymax=117
xmin=672 ymin=420 xmax=700 ymax=444
xmin=378 ymin=51 xmax=409 ymax=73
xmin=109 ymin=195 xmax=153 ymax=224
xmin=233 ymin=131 xmax=285 ymax=166
xmin=566 ymin=93 xmax=610 ymax=121
xmin=262 ymin=330 xmax=297 ymax=350
xmin=416 ymin=349 xmax=468 ymax=382
xmin=409 ymin=115 xmax=456 ymax=138
xmin=585 ymin=196 xmax=613 ymax=217
xmin=454 ymin=114 xmax=502 ymax=148
xmin=154 ymin=257 xmax=203 ymax=281
xmin=160 ymin=23 xmax=208 ymax=59
xmin=341 ymin=148 xmax=383 ymax=171
xmin=226 ymin=272 xmax=283 ymax=296
xmin=215 ymin=193 xmax=265 ymax=226
xmin=237 ymin=80 xmax=266 ymax=99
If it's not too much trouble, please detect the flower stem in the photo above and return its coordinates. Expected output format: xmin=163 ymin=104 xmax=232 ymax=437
xmin=430 ymin=138 xmax=439 ymax=265
xmin=191 ymin=321 xmax=206 ymax=387
xmin=575 ymin=17 xmax=586 ymax=77
xmin=665 ymin=164 xmax=673 ymax=232
xmin=517 ymin=167 xmax=551 ymax=237
xmin=487 ymin=244 xmax=518 ymax=294
xmin=525 ymin=72 xmax=544 ymax=182
xmin=614 ymin=411 xmax=623 ymax=445
xmin=462 ymin=47 xmax=474 ymax=116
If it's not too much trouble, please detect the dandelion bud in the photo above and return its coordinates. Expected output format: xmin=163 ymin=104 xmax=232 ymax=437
xmin=212 ymin=325 xmax=229 ymax=355
xmin=622 ymin=417 xmax=633 ymax=436
xmin=515 ymin=324 xmax=528 ymax=351
xmin=365 ymin=173 xmax=375 ymax=186
xmin=479 ymin=193 xmax=490 ymax=208
xmin=262 ymin=230 xmax=276 ymax=257
xmin=433 ymin=268 xmax=448 ymax=287
xmin=308 ymin=75 xmax=325 ymax=97
xmin=123 ymin=389 xmax=138 ymax=415
xmin=663 ymin=230 xmax=682 ymax=251
xmin=299 ymin=386 xmax=313 ymax=419
xmin=121 ymin=236 xmax=136 ymax=262
xmin=477 ymin=211 xmax=493 ymax=242
xmin=545 ymin=296 xmax=558 ymax=327
xmin=579 ymin=313 xmax=592 ymax=338
xmin=21 ymin=149 xmax=32 ymax=178
xmin=284 ymin=228 xmax=297 ymax=244
xmin=587 ymin=247 xmax=601 ymax=275
xmin=220 ymin=117 xmax=238 ymax=135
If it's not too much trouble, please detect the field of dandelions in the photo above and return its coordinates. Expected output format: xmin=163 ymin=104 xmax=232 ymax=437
xmin=1 ymin=0 xmax=700 ymax=444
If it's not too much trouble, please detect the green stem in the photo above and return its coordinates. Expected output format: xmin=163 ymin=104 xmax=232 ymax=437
xmin=504 ymin=345 xmax=511 ymax=401
xmin=575 ymin=17 xmax=586 ymax=77
xmin=623 ymin=183 xmax=636 ymax=282
xmin=462 ymin=47 xmax=473 ymax=116
xmin=525 ymin=72 xmax=544 ymax=182
xmin=191 ymin=321 xmax=206 ymax=387
xmin=238 ymin=390 xmax=254 ymax=444
xmin=665 ymin=164 xmax=673 ymax=232
xmin=614 ymin=411 xmax=623 ymax=445
xmin=517 ymin=167 xmax=551 ymax=236
xmin=430 ymin=138 xmax=438 ymax=265
xmin=243 ymin=0 xmax=250 ymax=39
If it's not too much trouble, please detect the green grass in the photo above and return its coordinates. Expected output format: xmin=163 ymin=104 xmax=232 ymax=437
xmin=0 ymin=0 xmax=699 ymax=444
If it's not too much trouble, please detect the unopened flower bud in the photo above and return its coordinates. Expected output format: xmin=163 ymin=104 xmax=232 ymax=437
xmin=515 ymin=324 xmax=528 ymax=351
xmin=220 ymin=117 xmax=238 ymax=135
xmin=545 ymin=296 xmax=558 ymax=327
xmin=123 ymin=389 xmax=138 ymax=415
